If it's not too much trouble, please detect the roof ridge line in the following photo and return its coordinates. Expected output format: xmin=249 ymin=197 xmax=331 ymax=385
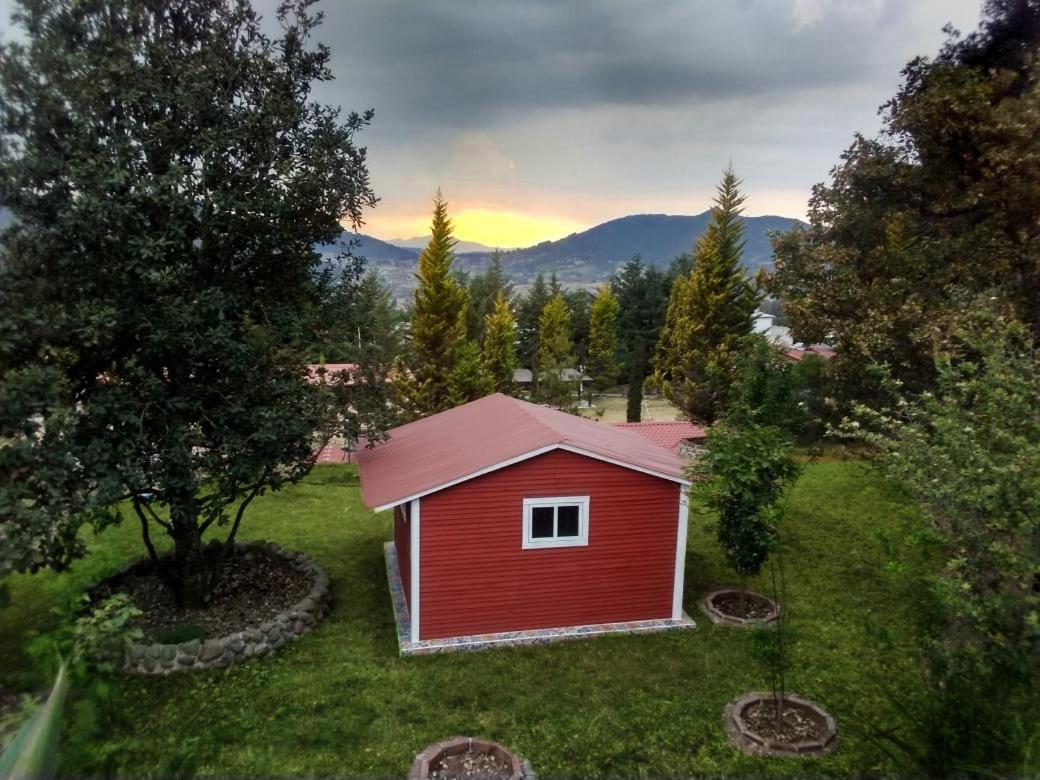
xmin=510 ymin=395 xmax=567 ymax=441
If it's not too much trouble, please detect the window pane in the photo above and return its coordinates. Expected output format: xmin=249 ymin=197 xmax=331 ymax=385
xmin=531 ymin=506 xmax=554 ymax=538
xmin=557 ymin=505 xmax=580 ymax=537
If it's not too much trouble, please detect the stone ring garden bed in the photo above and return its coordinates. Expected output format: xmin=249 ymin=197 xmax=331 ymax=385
xmin=724 ymin=692 xmax=838 ymax=756
xmin=408 ymin=737 xmax=536 ymax=780
xmin=104 ymin=541 xmax=331 ymax=674
xmin=702 ymin=588 xmax=779 ymax=627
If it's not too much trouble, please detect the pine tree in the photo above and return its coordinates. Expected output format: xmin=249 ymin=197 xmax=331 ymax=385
xmin=396 ymin=191 xmax=469 ymax=417
xmin=448 ymin=340 xmax=492 ymax=406
xmin=517 ymin=272 xmax=551 ymax=378
xmin=655 ymin=167 xmax=760 ymax=423
xmin=464 ymin=252 xmax=513 ymax=343
xmin=536 ymin=293 xmax=576 ymax=410
xmin=482 ymin=292 xmax=518 ymax=394
xmin=587 ymin=285 xmax=621 ymax=393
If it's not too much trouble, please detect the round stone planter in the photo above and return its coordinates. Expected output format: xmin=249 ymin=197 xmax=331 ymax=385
xmin=117 ymin=541 xmax=332 ymax=675
xmin=702 ymin=588 xmax=779 ymax=627
xmin=724 ymin=693 xmax=838 ymax=757
xmin=407 ymin=737 xmax=536 ymax=780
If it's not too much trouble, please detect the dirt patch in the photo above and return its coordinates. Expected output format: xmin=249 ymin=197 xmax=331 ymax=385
xmin=90 ymin=552 xmax=312 ymax=642
xmin=430 ymin=750 xmax=513 ymax=780
xmin=742 ymin=698 xmax=825 ymax=744
xmin=712 ymin=592 xmax=775 ymax=620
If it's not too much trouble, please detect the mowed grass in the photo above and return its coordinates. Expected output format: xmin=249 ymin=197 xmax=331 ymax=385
xmin=0 ymin=461 xmax=926 ymax=776
xmin=579 ymin=393 xmax=682 ymax=422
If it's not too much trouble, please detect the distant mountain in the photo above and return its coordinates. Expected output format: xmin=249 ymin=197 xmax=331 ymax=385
xmin=389 ymin=236 xmax=497 ymax=254
xmin=472 ymin=213 xmax=804 ymax=279
xmin=350 ymin=211 xmax=805 ymax=297
xmin=319 ymin=232 xmax=417 ymax=264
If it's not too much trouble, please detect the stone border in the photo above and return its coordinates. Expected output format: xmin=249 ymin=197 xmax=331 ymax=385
xmin=117 ymin=541 xmax=331 ymax=674
xmin=702 ymin=588 xmax=779 ymax=627
xmin=407 ymin=736 xmax=536 ymax=780
xmin=724 ymin=692 xmax=838 ymax=757
xmin=384 ymin=542 xmax=695 ymax=655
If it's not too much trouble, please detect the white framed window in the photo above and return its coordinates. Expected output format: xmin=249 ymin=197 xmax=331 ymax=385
xmin=522 ymin=496 xmax=590 ymax=549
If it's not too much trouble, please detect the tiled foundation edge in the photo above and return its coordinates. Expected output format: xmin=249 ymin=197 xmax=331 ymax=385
xmin=384 ymin=542 xmax=695 ymax=656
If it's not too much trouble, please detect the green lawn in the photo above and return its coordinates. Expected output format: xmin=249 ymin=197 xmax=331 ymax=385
xmin=0 ymin=461 xmax=927 ymax=776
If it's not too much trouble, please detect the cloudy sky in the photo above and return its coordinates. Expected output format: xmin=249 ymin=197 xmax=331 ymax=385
xmin=4 ymin=0 xmax=986 ymax=247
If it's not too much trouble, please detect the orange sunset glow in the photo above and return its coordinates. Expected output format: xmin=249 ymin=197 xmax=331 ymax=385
xmin=361 ymin=208 xmax=589 ymax=249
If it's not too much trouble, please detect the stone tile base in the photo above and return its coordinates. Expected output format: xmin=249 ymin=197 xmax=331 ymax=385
xmin=384 ymin=542 xmax=695 ymax=656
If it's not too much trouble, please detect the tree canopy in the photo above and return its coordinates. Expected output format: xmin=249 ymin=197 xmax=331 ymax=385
xmin=0 ymin=0 xmax=390 ymax=606
xmin=768 ymin=0 xmax=1040 ymax=405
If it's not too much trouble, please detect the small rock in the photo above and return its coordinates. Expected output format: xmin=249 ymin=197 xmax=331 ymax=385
xmin=146 ymin=644 xmax=162 ymax=660
xmin=199 ymin=640 xmax=224 ymax=663
xmin=160 ymin=644 xmax=177 ymax=661
xmin=180 ymin=639 xmax=200 ymax=657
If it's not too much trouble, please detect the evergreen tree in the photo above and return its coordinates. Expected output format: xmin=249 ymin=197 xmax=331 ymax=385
xmin=396 ymin=191 xmax=469 ymax=417
xmin=315 ymin=271 xmax=402 ymax=363
xmin=587 ymin=285 xmax=622 ymax=393
xmin=612 ymin=257 xmax=669 ymax=421
xmin=464 ymin=251 xmax=513 ymax=343
xmin=448 ymin=340 xmax=492 ymax=406
xmin=517 ymin=272 xmax=551 ymax=375
xmin=563 ymin=288 xmax=593 ymax=364
xmin=482 ymin=292 xmax=519 ymax=394
xmin=536 ymin=293 xmax=575 ymax=410
xmin=655 ymin=168 xmax=760 ymax=423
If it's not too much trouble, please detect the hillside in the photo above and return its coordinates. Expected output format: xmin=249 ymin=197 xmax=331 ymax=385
xmin=389 ymin=235 xmax=497 ymax=254
xmin=359 ymin=212 xmax=804 ymax=296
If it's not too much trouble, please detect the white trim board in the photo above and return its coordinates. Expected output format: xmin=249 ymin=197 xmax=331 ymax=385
xmin=373 ymin=443 xmax=690 ymax=512
xmin=672 ymin=486 xmax=689 ymax=621
xmin=409 ymin=498 xmax=420 ymax=644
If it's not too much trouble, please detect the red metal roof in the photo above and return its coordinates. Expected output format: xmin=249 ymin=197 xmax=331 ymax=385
xmin=305 ymin=363 xmax=360 ymax=384
xmin=358 ymin=393 xmax=690 ymax=510
xmin=784 ymin=347 xmax=835 ymax=361
xmin=613 ymin=421 xmax=706 ymax=454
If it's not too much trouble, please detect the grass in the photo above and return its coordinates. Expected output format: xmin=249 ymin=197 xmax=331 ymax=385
xmin=578 ymin=393 xmax=682 ymax=423
xmin=0 ymin=461 xmax=929 ymax=776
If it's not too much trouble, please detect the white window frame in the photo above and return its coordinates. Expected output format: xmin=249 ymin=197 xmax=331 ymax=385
xmin=522 ymin=496 xmax=590 ymax=549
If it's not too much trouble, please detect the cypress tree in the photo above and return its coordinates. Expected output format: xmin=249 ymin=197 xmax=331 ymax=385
xmin=587 ymin=285 xmax=622 ymax=393
xmin=482 ymin=292 xmax=519 ymax=394
xmin=655 ymin=167 xmax=760 ymax=423
xmin=536 ymin=293 xmax=576 ymax=410
xmin=397 ymin=191 xmax=469 ymax=416
xmin=448 ymin=340 xmax=492 ymax=406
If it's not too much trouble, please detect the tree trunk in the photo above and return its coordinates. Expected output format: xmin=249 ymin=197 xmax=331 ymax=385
xmin=627 ymin=339 xmax=646 ymax=422
xmin=168 ymin=504 xmax=209 ymax=609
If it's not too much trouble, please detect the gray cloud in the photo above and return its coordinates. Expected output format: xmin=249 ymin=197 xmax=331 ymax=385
xmin=0 ymin=0 xmax=985 ymax=234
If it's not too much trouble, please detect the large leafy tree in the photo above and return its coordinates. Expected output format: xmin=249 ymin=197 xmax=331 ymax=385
xmin=482 ymin=292 xmax=518 ymax=394
xmin=395 ymin=192 xmax=469 ymax=417
xmin=655 ymin=168 xmax=760 ymax=424
xmin=0 ymin=0 xmax=391 ymax=606
xmin=768 ymin=0 xmax=1040 ymax=405
xmin=844 ymin=312 xmax=1040 ymax=774
xmin=587 ymin=285 xmax=622 ymax=393
xmin=535 ymin=293 xmax=575 ymax=410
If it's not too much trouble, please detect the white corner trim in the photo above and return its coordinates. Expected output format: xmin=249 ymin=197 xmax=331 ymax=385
xmin=521 ymin=495 xmax=590 ymax=549
xmin=672 ymin=486 xmax=689 ymax=621
xmin=409 ymin=498 xmax=420 ymax=644
xmin=372 ymin=443 xmax=689 ymax=512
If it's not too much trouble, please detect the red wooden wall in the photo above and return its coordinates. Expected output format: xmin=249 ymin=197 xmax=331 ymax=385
xmin=393 ymin=503 xmax=411 ymax=610
xmin=417 ymin=449 xmax=680 ymax=640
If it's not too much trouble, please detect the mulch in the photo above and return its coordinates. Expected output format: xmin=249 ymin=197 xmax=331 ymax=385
xmin=430 ymin=750 xmax=513 ymax=780
xmin=90 ymin=552 xmax=312 ymax=642
xmin=743 ymin=698 xmax=824 ymax=744
xmin=712 ymin=592 xmax=774 ymax=620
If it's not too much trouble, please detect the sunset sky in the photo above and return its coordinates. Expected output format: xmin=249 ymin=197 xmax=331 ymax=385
xmin=1 ymin=0 xmax=985 ymax=249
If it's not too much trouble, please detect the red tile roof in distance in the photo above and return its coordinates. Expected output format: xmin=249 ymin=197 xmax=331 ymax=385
xmin=613 ymin=421 xmax=706 ymax=453
xmin=305 ymin=363 xmax=359 ymax=384
xmin=358 ymin=393 xmax=690 ymax=511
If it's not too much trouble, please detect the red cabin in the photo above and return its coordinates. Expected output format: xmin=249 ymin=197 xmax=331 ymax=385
xmin=358 ymin=394 xmax=695 ymax=654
